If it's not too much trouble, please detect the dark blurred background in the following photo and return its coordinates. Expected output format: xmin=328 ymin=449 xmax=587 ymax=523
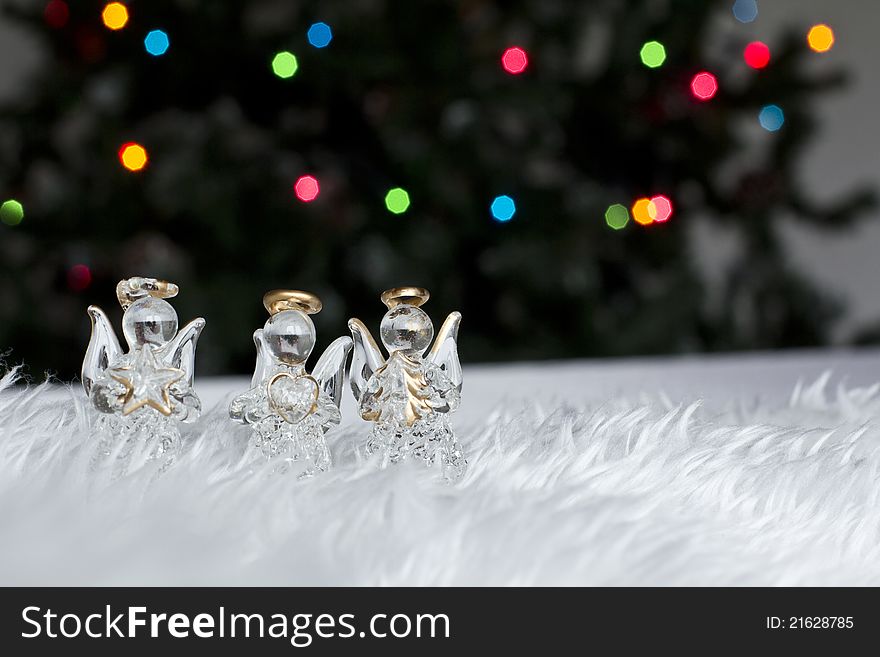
xmin=0 ymin=0 xmax=877 ymax=379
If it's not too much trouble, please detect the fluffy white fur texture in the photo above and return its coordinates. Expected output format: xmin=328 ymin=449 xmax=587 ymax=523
xmin=1 ymin=366 xmax=879 ymax=586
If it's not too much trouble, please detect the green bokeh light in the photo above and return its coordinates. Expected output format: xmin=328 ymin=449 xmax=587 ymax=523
xmin=605 ymin=204 xmax=629 ymax=230
xmin=272 ymin=51 xmax=298 ymax=78
xmin=384 ymin=187 xmax=411 ymax=214
xmin=0 ymin=199 xmax=24 ymax=226
xmin=640 ymin=41 xmax=666 ymax=68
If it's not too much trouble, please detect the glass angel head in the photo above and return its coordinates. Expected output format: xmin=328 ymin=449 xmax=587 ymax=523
xmin=263 ymin=310 xmax=316 ymax=364
xmin=261 ymin=290 xmax=323 ymax=365
xmin=380 ymin=305 xmax=434 ymax=353
xmin=122 ymin=296 xmax=179 ymax=348
xmin=378 ymin=286 xmax=434 ymax=353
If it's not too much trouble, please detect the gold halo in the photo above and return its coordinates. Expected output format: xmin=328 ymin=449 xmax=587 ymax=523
xmin=380 ymin=286 xmax=430 ymax=309
xmin=149 ymin=280 xmax=178 ymax=299
xmin=263 ymin=289 xmax=323 ymax=315
xmin=116 ymin=278 xmax=178 ymax=309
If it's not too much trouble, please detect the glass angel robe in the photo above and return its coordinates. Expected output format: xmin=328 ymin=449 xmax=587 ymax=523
xmin=229 ymin=303 xmax=352 ymax=477
xmin=348 ymin=293 xmax=466 ymax=482
xmin=81 ymin=278 xmax=205 ymax=477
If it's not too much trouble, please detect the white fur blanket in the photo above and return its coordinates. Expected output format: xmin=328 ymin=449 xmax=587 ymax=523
xmin=1 ymin=354 xmax=879 ymax=586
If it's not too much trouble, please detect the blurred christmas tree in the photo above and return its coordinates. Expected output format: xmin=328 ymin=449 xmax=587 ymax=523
xmin=0 ymin=0 xmax=874 ymax=377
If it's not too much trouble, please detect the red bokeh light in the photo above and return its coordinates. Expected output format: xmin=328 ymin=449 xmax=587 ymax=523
xmin=743 ymin=41 xmax=771 ymax=69
xmin=501 ymin=47 xmax=529 ymax=74
xmin=44 ymin=0 xmax=69 ymax=29
xmin=68 ymin=264 xmax=93 ymax=292
xmin=294 ymin=175 xmax=320 ymax=202
xmin=75 ymin=28 xmax=107 ymax=63
xmin=650 ymin=195 xmax=673 ymax=223
xmin=690 ymin=72 xmax=718 ymax=101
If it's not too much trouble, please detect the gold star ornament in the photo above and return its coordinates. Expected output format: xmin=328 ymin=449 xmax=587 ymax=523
xmin=109 ymin=346 xmax=185 ymax=417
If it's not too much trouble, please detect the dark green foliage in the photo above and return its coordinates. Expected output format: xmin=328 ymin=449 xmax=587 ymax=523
xmin=0 ymin=0 xmax=873 ymax=377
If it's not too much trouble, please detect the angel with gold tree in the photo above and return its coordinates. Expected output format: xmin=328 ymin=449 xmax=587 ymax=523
xmin=348 ymin=286 xmax=466 ymax=482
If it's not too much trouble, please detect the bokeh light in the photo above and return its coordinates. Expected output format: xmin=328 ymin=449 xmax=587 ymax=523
xmin=650 ymin=195 xmax=673 ymax=223
xmin=605 ymin=204 xmax=629 ymax=230
xmin=118 ymin=142 xmax=148 ymax=171
xmin=632 ymin=198 xmax=657 ymax=225
xmin=307 ymin=22 xmax=333 ymax=48
xmin=67 ymin=264 xmax=93 ymax=292
xmin=44 ymin=0 xmax=69 ymax=29
xmin=384 ymin=188 xmax=410 ymax=214
xmin=732 ymin=0 xmax=758 ymax=24
xmin=490 ymin=195 xmax=516 ymax=222
xmin=101 ymin=2 xmax=129 ymax=31
xmin=144 ymin=29 xmax=170 ymax=56
xmin=640 ymin=41 xmax=666 ymax=68
xmin=1 ymin=199 xmax=24 ymax=226
xmin=807 ymin=24 xmax=835 ymax=53
xmin=294 ymin=175 xmax=320 ymax=202
xmin=691 ymin=72 xmax=718 ymax=101
xmin=272 ymin=51 xmax=298 ymax=78
xmin=501 ymin=47 xmax=528 ymax=75
xmin=758 ymin=104 xmax=785 ymax=131
xmin=744 ymin=41 xmax=770 ymax=69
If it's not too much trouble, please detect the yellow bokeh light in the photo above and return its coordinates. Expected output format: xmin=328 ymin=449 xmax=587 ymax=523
xmin=807 ymin=24 xmax=834 ymax=53
xmin=119 ymin=143 xmax=148 ymax=171
xmin=102 ymin=3 xmax=129 ymax=31
xmin=632 ymin=198 xmax=657 ymax=225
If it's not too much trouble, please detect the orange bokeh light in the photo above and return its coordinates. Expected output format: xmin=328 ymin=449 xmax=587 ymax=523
xmin=632 ymin=198 xmax=657 ymax=225
xmin=102 ymin=3 xmax=129 ymax=31
xmin=119 ymin=142 xmax=148 ymax=171
xmin=807 ymin=24 xmax=834 ymax=53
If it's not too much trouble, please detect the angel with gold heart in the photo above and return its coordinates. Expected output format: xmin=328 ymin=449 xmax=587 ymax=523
xmin=348 ymin=286 xmax=466 ymax=482
xmin=82 ymin=276 xmax=205 ymax=475
xmin=229 ymin=290 xmax=352 ymax=477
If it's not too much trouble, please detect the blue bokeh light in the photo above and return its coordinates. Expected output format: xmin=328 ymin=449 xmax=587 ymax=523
xmin=307 ymin=22 xmax=333 ymax=48
xmin=732 ymin=0 xmax=758 ymax=24
xmin=144 ymin=29 xmax=170 ymax=56
xmin=490 ymin=195 xmax=516 ymax=222
xmin=759 ymin=104 xmax=785 ymax=132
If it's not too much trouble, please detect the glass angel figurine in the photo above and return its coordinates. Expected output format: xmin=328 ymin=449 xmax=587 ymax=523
xmin=348 ymin=286 xmax=466 ymax=482
xmin=81 ymin=277 xmax=205 ymax=475
xmin=229 ymin=290 xmax=352 ymax=477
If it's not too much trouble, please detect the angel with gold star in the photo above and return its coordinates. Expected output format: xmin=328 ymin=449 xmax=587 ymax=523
xmin=229 ymin=290 xmax=352 ymax=477
xmin=348 ymin=287 xmax=466 ymax=482
xmin=82 ymin=277 xmax=205 ymax=475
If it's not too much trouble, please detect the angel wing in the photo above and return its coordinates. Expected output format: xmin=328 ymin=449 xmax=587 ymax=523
xmin=311 ymin=336 xmax=353 ymax=408
xmin=348 ymin=318 xmax=385 ymax=402
xmin=249 ymin=327 xmax=277 ymax=387
xmin=157 ymin=317 xmax=206 ymax=386
xmin=82 ymin=305 xmax=123 ymax=395
xmin=427 ymin=311 xmax=462 ymax=392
